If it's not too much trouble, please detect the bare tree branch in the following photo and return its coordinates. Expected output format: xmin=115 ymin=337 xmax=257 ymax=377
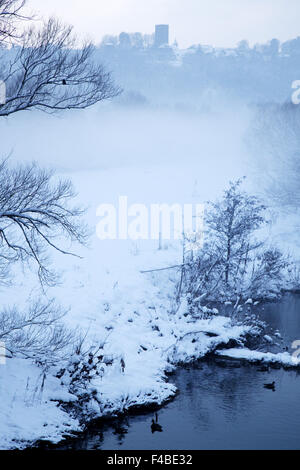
xmin=0 ymin=159 xmax=88 ymax=284
xmin=0 ymin=0 xmax=30 ymax=43
xmin=0 ymin=17 xmax=121 ymax=115
xmin=0 ymin=298 xmax=76 ymax=361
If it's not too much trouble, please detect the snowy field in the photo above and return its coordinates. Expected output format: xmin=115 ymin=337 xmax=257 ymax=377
xmin=1 ymin=104 xmax=299 ymax=448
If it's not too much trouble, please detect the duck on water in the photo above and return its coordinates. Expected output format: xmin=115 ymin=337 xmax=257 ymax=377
xmin=151 ymin=413 xmax=163 ymax=433
xmin=264 ymin=381 xmax=276 ymax=391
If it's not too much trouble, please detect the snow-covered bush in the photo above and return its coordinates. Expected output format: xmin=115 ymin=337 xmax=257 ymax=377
xmin=248 ymin=247 xmax=290 ymax=298
xmin=0 ymin=299 xmax=74 ymax=362
xmin=179 ymin=179 xmax=290 ymax=309
xmin=55 ymin=337 xmax=116 ymax=419
xmin=0 ymin=297 xmax=116 ymax=421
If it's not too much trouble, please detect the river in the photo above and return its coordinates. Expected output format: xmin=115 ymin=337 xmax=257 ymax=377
xmin=57 ymin=294 xmax=300 ymax=450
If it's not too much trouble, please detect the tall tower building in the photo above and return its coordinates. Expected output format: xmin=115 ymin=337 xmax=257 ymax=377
xmin=155 ymin=24 xmax=169 ymax=47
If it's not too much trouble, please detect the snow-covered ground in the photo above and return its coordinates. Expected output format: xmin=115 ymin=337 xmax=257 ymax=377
xmin=0 ymin=357 xmax=80 ymax=450
xmin=0 ymin=105 xmax=299 ymax=449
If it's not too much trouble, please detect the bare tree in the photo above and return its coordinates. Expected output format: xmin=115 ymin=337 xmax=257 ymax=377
xmin=249 ymin=103 xmax=300 ymax=210
xmin=0 ymin=159 xmax=87 ymax=284
xmin=0 ymin=3 xmax=120 ymax=374
xmin=0 ymin=17 xmax=121 ymax=115
xmin=0 ymin=0 xmax=30 ymax=43
xmin=0 ymin=7 xmax=119 ymax=278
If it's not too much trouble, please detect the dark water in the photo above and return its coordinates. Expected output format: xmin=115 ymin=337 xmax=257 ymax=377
xmin=62 ymin=294 xmax=300 ymax=450
xmin=259 ymin=293 xmax=300 ymax=347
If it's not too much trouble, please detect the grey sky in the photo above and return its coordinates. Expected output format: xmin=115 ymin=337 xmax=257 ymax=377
xmin=27 ymin=0 xmax=300 ymax=48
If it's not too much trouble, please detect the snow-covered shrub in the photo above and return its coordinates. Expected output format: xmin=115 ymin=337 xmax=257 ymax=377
xmin=179 ymin=179 xmax=290 ymax=310
xmin=55 ymin=336 xmax=116 ymax=419
xmin=205 ymin=178 xmax=267 ymax=284
xmin=248 ymin=247 xmax=290 ymax=298
xmin=286 ymin=263 xmax=300 ymax=291
xmin=0 ymin=299 xmax=74 ymax=362
xmin=57 ymin=341 xmax=107 ymax=393
xmin=0 ymin=296 xmax=117 ymax=421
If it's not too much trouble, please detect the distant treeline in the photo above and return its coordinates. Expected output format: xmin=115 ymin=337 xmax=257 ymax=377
xmin=94 ymin=35 xmax=300 ymax=106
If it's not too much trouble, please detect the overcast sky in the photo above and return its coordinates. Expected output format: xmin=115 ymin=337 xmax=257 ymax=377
xmin=27 ymin=0 xmax=300 ymax=48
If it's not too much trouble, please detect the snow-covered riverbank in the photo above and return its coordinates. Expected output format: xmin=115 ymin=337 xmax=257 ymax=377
xmin=2 ymin=282 xmax=300 ymax=450
xmin=216 ymin=347 xmax=300 ymax=367
xmin=0 ymin=306 xmax=255 ymax=449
